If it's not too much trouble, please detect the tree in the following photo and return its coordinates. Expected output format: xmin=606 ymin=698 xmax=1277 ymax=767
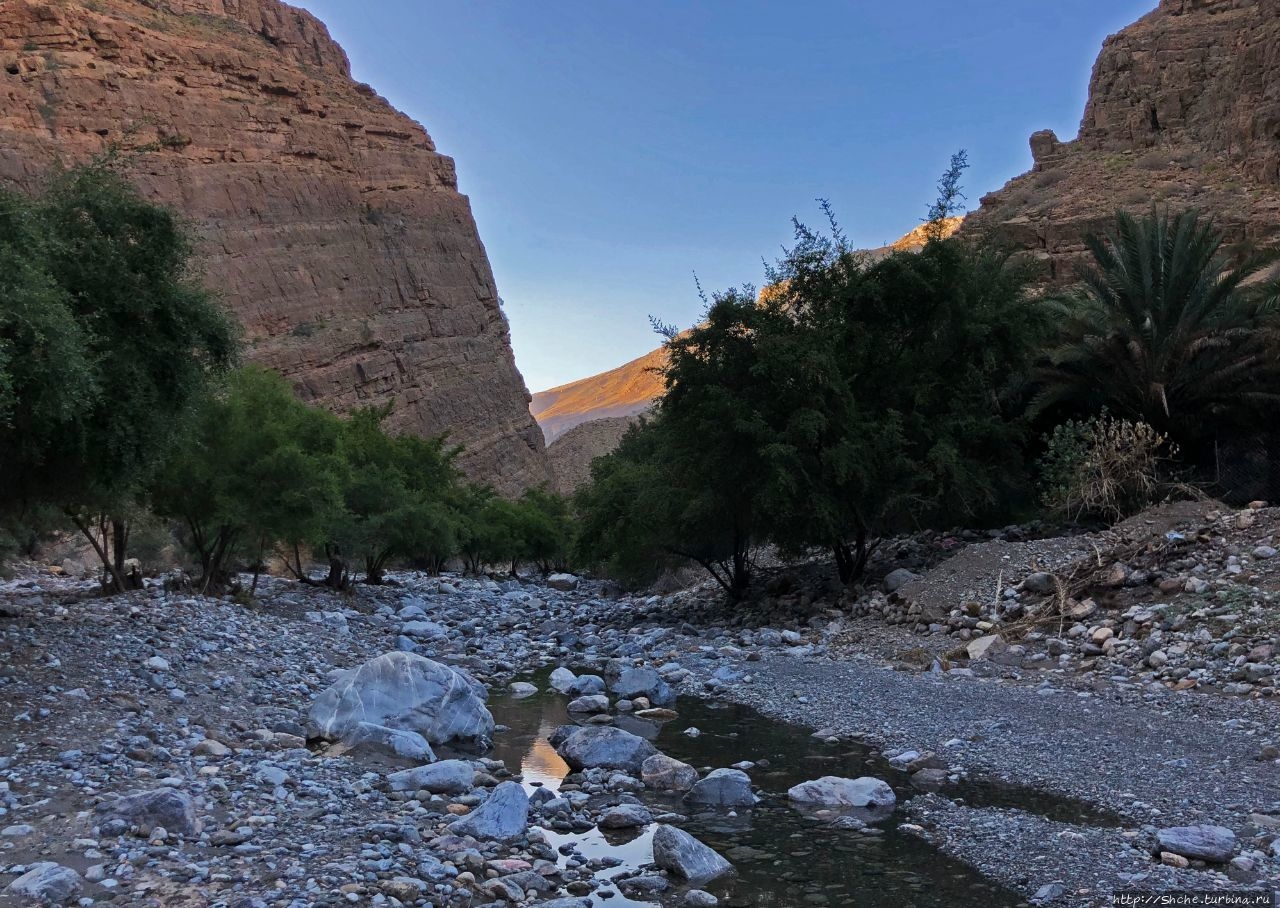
xmin=513 ymin=485 xmax=575 ymax=575
xmin=1033 ymin=208 xmax=1280 ymax=452
xmin=151 ymin=366 xmax=343 ymax=594
xmin=0 ymin=161 xmax=237 ymax=591
xmin=766 ymin=218 xmax=1047 ymax=582
xmin=327 ymin=406 xmax=460 ymax=587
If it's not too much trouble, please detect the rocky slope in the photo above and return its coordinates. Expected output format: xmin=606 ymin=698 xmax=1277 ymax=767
xmin=965 ymin=0 xmax=1280 ymax=280
xmin=546 ymin=414 xmax=642 ymax=494
xmin=531 ymin=346 xmax=666 ymax=445
xmin=0 ymin=0 xmax=551 ymax=493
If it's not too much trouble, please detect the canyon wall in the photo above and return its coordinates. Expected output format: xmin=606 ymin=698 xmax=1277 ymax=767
xmin=0 ymin=0 xmax=552 ymax=493
xmin=965 ymin=0 xmax=1280 ymax=279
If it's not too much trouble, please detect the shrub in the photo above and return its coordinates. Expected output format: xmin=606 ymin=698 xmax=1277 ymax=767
xmin=1040 ymin=414 xmax=1176 ymax=522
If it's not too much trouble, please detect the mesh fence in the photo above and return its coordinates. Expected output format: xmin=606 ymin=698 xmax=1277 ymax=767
xmin=1212 ymin=433 xmax=1280 ymax=505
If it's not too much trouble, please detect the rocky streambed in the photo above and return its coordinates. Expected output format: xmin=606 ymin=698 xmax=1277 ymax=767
xmin=0 ymin=566 xmax=1277 ymax=907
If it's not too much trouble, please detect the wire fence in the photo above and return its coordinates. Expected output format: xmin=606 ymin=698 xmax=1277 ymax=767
xmin=1212 ymin=433 xmax=1280 ymax=505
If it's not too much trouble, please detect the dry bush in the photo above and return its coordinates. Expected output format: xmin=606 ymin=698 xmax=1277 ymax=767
xmin=1041 ymin=415 xmax=1178 ymax=522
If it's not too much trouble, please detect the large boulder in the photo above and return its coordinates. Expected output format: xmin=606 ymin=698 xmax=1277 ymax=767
xmin=555 ymin=726 xmax=657 ymax=773
xmin=5 ymin=863 xmax=82 ymax=904
xmin=651 ymin=824 xmax=734 ymax=884
xmin=1156 ymin=825 xmax=1236 ymax=863
xmin=641 ymin=754 xmax=699 ymax=791
xmin=787 ymin=776 xmax=896 ymax=815
xmin=448 ymin=781 xmax=529 ymax=842
xmin=610 ymin=667 xmax=675 ymax=707
xmin=309 ymin=652 xmax=494 ymax=750
xmin=387 ymin=759 xmax=476 ymax=794
xmin=96 ymin=788 xmax=200 ymax=837
xmin=684 ymin=768 xmax=758 ymax=807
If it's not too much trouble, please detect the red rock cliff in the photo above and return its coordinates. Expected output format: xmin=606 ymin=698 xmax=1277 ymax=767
xmin=965 ymin=0 xmax=1280 ymax=279
xmin=0 ymin=0 xmax=552 ymax=493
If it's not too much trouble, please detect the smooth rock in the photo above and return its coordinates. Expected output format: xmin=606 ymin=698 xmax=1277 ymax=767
xmin=387 ymin=759 xmax=476 ymax=794
xmin=447 ymin=781 xmax=530 ymax=842
xmin=309 ymin=651 xmax=494 ymax=749
xmin=1155 ymin=825 xmax=1235 ymax=862
xmin=5 ymin=863 xmax=82 ymax=904
xmin=555 ymin=726 xmax=657 ymax=773
xmin=787 ymin=776 xmax=896 ymax=815
xmin=684 ymin=768 xmax=758 ymax=807
xmin=651 ymin=824 xmax=734 ymax=884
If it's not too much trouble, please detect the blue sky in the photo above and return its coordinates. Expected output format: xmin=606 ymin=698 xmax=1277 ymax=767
xmin=292 ymin=0 xmax=1156 ymax=392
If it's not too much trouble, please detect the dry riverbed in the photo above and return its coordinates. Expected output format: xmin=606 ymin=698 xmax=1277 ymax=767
xmin=0 ymin=532 xmax=1277 ymax=907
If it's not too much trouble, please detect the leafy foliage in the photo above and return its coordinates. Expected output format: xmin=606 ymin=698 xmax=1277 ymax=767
xmin=151 ymin=366 xmax=343 ymax=593
xmin=0 ymin=162 xmax=237 ymax=591
xmin=1034 ymin=208 xmax=1280 ymax=450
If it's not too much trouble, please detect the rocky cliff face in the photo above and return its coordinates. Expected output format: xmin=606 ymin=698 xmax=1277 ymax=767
xmin=966 ymin=0 xmax=1280 ymax=279
xmin=0 ymin=0 xmax=551 ymax=493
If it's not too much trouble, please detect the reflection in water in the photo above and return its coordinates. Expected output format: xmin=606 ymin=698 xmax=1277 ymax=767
xmin=485 ymin=671 xmax=1055 ymax=908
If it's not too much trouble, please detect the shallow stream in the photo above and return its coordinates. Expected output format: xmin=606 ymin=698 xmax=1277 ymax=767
xmin=479 ymin=670 xmax=1117 ymax=907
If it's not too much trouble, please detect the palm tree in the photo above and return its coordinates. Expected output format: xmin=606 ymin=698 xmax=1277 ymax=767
xmin=1033 ymin=208 xmax=1280 ymax=448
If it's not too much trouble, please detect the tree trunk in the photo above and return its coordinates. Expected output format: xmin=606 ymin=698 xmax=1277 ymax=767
xmin=324 ymin=544 xmax=346 ymax=589
xmin=68 ymin=511 xmax=128 ymax=595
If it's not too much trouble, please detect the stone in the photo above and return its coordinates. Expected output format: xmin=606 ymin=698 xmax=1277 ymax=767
xmin=966 ymin=634 xmax=1007 ymax=661
xmin=641 ymin=753 xmax=700 ymax=791
xmin=883 ymin=568 xmax=921 ymax=593
xmin=1252 ymin=545 xmax=1277 ymax=559
xmin=564 ymin=674 xmax=606 ymax=697
xmin=386 ymin=759 xmax=476 ymax=794
xmin=555 ymin=726 xmax=658 ymax=773
xmin=143 ymin=655 xmax=170 ymax=672
xmin=567 ymin=694 xmax=610 ymax=714
xmin=597 ymin=803 xmax=652 ymax=828
xmin=509 ymin=681 xmax=538 ymax=698
xmin=1031 ymin=882 xmax=1066 ymax=904
xmin=400 ymin=620 xmax=447 ymax=640
xmin=0 ymin=0 xmax=552 ymax=493
xmin=787 ymin=776 xmax=896 ymax=815
xmin=1155 ymin=825 xmax=1235 ymax=863
xmin=343 ymin=723 xmax=435 ymax=761
xmin=447 ymin=781 xmax=529 ymax=842
xmin=545 ymin=572 xmax=580 ymax=591
xmin=309 ymin=652 xmax=494 ymax=749
xmin=651 ymin=824 xmax=734 ymax=884
xmin=192 ymin=738 xmax=230 ymax=757
xmin=5 ymin=863 xmax=82 ymax=905
xmin=96 ymin=788 xmax=200 ymax=837
xmin=549 ymin=667 xmax=577 ymax=693
xmin=610 ymin=666 xmax=676 ymax=707
xmin=684 ymin=892 xmax=719 ymax=908
xmin=684 ymin=768 xmax=758 ymax=808
xmin=1020 ymin=572 xmax=1057 ymax=595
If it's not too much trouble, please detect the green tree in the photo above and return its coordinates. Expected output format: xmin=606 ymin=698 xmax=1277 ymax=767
xmin=151 ymin=366 xmax=343 ymax=594
xmin=767 ymin=213 xmax=1046 ymax=582
xmin=327 ymin=407 xmax=460 ymax=587
xmin=0 ymin=162 xmax=237 ymax=591
xmin=1033 ymin=208 xmax=1280 ymax=451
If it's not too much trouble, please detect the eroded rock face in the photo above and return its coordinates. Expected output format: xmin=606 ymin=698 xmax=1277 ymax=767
xmin=309 ymin=652 xmax=494 ymax=750
xmin=966 ymin=0 xmax=1280 ymax=282
xmin=0 ymin=0 xmax=551 ymax=493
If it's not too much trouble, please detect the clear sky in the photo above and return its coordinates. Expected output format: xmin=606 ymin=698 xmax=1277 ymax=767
xmin=292 ymin=0 xmax=1156 ymax=393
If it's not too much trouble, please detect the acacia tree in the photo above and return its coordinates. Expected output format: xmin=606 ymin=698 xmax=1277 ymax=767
xmin=326 ymin=407 xmax=460 ymax=586
xmin=0 ymin=162 xmax=236 ymax=591
xmin=151 ymin=366 xmax=343 ymax=594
